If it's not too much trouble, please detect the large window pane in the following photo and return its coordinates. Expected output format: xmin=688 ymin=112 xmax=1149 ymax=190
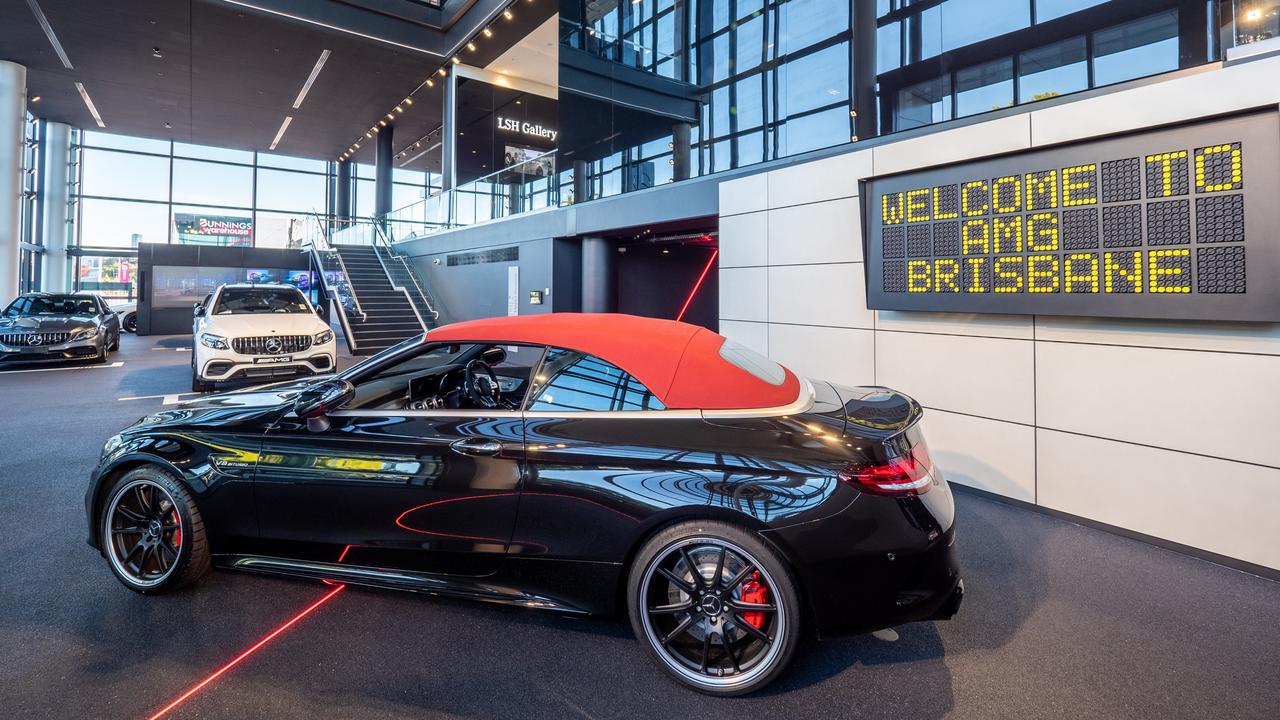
xmin=956 ymin=57 xmax=1014 ymax=117
xmin=895 ymin=75 xmax=952 ymax=130
xmin=783 ymin=42 xmax=850 ymax=117
xmin=878 ymin=21 xmax=902 ymax=73
xmin=1019 ymin=37 xmax=1088 ymax=102
xmin=391 ymin=183 xmax=425 ymax=211
xmin=81 ymin=148 xmax=170 ymax=202
xmin=79 ymin=198 xmax=169 ymax=248
xmin=781 ymin=106 xmax=850 ymax=156
xmin=257 ymin=152 xmax=327 ymax=172
xmin=1092 ymin=11 xmax=1179 ymax=86
xmin=1036 ymin=0 xmax=1108 ymax=23
xmin=735 ymin=14 xmax=764 ymax=73
xmin=172 ymin=159 xmax=253 ymax=207
xmin=921 ymin=0 xmax=1032 ymax=59
xmin=254 ymin=211 xmax=309 ymax=249
xmin=782 ymin=0 xmax=847 ymax=54
xmin=173 ymin=141 xmax=253 ymax=164
xmin=256 ymin=168 xmax=327 ymax=212
xmin=81 ymin=131 xmax=169 ymax=154
xmin=355 ymin=178 xmax=376 ymax=218
xmin=76 ymin=256 xmax=137 ymax=302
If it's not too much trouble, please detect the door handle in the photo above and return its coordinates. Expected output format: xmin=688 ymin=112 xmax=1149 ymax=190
xmin=449 ymin=438 xmax=503 ymax=457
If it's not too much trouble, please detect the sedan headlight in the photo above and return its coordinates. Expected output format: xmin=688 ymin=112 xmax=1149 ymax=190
xmin=200 ymin=332 xmax=229 ymax=350
xmin=102 ymin=433 xmax=123 ymax=458
xmin=314 ymin=329 xmax=334 ymax=345
xmin=70 ymin=327 xmax=99 ymax=341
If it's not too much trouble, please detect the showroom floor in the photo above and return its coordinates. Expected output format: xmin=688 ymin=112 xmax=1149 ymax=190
xmin=1 ymin=333 xmax=1278 ymax=719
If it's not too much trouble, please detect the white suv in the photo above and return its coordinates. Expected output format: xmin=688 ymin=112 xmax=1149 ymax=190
xmin=191 ymin=284 xmax=337 ymax=392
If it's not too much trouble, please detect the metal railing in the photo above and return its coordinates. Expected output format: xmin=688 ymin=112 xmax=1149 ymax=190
xmin=300 ymin=214 xmax=366 ymax=350
xmin=371 ymin=223 xmax=440 ymax=328
xmin=384 ymin=150 xmax=559 ymax=241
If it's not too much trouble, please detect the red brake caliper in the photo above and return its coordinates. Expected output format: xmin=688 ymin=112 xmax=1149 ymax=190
xmin=171 ymin=509 xmax=182 ymax=549
xmin=740 ymin=571 xmax=768 ymax=629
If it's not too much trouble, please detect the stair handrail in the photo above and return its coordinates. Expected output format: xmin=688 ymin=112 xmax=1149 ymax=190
xmin=301 ymin=214 xmax=367 ymax=329
xmin=372 ymin=222 xmax=440 ymax=327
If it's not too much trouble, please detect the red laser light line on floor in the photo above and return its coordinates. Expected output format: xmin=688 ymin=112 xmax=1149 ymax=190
xmin=675 ymin=248 xmax=718 ymax=322
xmin=144 ymin=583 xmax=346 ymax=720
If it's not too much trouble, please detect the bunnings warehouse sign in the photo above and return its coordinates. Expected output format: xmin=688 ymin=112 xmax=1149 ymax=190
xmin=174 ymin=213 xmax=253 ymax=247
xmin=860 ymin=111 xmax=1280 ymax=321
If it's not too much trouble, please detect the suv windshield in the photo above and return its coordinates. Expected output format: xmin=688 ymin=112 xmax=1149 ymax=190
xmin=3 ymin=295 xmax=98 ymax=317
xmin=213 ymin=287 xmax=310 ymax=315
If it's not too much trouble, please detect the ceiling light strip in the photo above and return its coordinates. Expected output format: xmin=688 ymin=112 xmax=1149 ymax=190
xmin=74 ymin=82 xmax=105 ymax=128
xmin=144 ymin=584 xmax=346 ymax=720
xmin=25 ymin=0 xmax=73 ymax=69
xmin=269 ymin=116 xmax=293 ymax=150
xmin=292 ymin=49 xmax=331 ymax=109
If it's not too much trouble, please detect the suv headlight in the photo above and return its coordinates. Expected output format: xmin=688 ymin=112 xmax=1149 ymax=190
xmin=70 ymin=327 xmax=99 ymax=341
xmin=314 ymin=329 xmax=334 ymax=345
xmin=200 ymin=332 xmax=229 ymax=350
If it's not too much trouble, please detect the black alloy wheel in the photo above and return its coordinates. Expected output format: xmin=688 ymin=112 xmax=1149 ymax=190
xmin=628 ymin=521 xmax=800 ymax=696
xmin=101 ymin=466 xmax=210 ymax=593
xmin=124 ymin=313 xmax=137 ymax=333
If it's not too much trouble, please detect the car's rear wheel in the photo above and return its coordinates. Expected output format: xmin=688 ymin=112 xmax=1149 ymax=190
xmin=101 ymin=466 xmax=210 ymax=593
xmin=123 ymin=313 xmax=137 ymax=333
xmin=628 ymin=520 xmax=801 ymax=696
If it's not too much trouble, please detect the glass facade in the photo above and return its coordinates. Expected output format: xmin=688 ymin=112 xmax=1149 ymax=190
xmin=553 ymin=0 xmax=1225 ymax=211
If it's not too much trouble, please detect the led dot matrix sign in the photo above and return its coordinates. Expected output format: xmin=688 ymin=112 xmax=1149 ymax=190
xmin=860 ymin=111 xmax=1280 ymax=321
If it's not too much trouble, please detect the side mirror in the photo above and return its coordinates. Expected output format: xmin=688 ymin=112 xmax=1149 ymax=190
xmin=294 ymin=379 xmax=355 ymax=432
xmin=193 ymin=303 xmax=204 ymax=317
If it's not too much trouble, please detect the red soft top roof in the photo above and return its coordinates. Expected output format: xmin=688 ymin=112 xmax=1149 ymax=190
xmin=424 ymin=313 xmax=801 ymax=410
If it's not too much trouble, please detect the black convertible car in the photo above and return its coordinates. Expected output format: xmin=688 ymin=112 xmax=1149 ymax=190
xmin=86 ymin=313 xmax=961 ymax=695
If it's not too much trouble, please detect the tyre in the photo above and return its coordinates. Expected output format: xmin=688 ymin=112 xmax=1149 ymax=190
xmin=92 ymin=345 xmax=108 ymax=364
xmin=124 ymin=313 xmax=137 ymax=333
xmin=108 ymin=332 xmax=120 ymax=352
xmin=191 ymin=371 xmax=213 ymax=393
xmin=627 ymin=520 xmax=801 ymax=696
xmin=100 ymin=466 xmax=210 ymax=594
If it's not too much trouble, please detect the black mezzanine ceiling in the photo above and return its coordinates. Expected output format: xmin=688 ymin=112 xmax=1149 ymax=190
xmin=0 ymin=0 xmax=551 ymax=166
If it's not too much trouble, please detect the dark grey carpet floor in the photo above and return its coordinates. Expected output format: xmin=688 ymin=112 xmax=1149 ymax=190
xmin=1 ymin=334 xmax=1277 ymax=719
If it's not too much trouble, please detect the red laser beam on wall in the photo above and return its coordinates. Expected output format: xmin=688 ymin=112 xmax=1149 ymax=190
xmin=676 ymin=248 xmax=719 ymax=322
xmin=144 ymin=583 xmax=346 ymax=720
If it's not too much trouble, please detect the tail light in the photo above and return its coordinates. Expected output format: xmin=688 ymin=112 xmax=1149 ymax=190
xmin=839 ymin=442 xmax=934 ymax=496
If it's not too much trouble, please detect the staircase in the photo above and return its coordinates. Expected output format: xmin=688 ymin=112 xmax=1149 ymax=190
xmin=332 ymin=244 xmax=427 ymax=355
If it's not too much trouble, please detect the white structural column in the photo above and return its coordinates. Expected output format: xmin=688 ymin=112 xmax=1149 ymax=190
xmin=0 ymin=61 xmax=27 ymax=303
xmin=40 ymin=122 xmax=73 ymax=292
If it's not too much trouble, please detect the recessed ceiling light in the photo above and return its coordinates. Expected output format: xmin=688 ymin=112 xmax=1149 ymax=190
xmin=74 ymin=82 xmax=105 ymax=127
xmin=483 ymin=27 xmax=492 ymax=38
xmin=164 ymin=121 xmax=172 ymax=129
xmin=292 ymin=49 xmax=331 ymax=109
xmin=30 ymin=95 xmax=41 ymax=103
xmin=451 ymin=56 xmax=461 ymax=64
xmin=403 ymin=97 xmax=413 ymax=106
xmin=269 ymin=116 xmax=292 ymax=150
xmin=503 ymin=9 xmax=513 ymax=20
xmin=467 ymin=42 xmax=477 ymax=52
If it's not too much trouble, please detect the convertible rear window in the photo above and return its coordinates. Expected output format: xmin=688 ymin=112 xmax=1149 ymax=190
xmin=718 ymin=340 xmax=786 ymax=386
xmin=527 ymin=348 xmax=665 ymax=412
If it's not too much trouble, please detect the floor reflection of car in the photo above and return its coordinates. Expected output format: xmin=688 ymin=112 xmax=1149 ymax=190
xmin=1 ymin=292 xmax=121 ymax=365
xmin=110 ymin=301 xmax=137 ymax=333
xmin=190 ymin=283 xmax=336 ymax=392
xmin=87 ymin=313 xmax=962 ymax=696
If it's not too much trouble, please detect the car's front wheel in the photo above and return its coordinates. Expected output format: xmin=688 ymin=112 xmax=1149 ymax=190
xmin=191 ymin=371 xmax=213 ymax=393
xmin=627 ymin=520 xmax=801 ymax=696
xmin=100 ymin=466 xmax=210 ymax=593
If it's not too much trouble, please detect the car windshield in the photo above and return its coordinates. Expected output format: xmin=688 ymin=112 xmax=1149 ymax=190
xmin=3 ymin=295 xmax=98 ymax=317
xmin=213 ymin=287 xmax=310 ymax=314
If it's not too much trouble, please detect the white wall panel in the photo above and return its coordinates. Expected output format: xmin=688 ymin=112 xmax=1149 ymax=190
xmin=718 ymin=172 xmax=768 ymax=216
xmin=767 ymin=263 xmax=873 ymax=329
xmin=1036 ymin=342 xmax=1280 ymax=469
xmin=1028 ymin=57 xmax=1280 ymax=146
xmin=768 ymin=324 xmax=875 ymax=387
xmin=1034 ymin=316 xmax=1280 ymax=356
xmin=766 ymin=198 xmax=863 ymax=266
xmin=719 ymin=211 xmax=768 ymax=268
xmin=922 ymin=409 xmax=1036 ymax=503
xmin=872 ymin=114 xmax=1031 ymax=175
xmin=876 ymin=331 xmax=1036 ymax=424
xmin=1038 ymin=429 xmax=1280 ymax=571
xmin=718 ymin=320 xmax=768 ymax=356
xmin=766 ymin=150 xmax=870 ymax=209
xmin=876 ymin=310 xmax=1034 ymax=340
xmin=718 ymin=267 xmax=768 ymax=322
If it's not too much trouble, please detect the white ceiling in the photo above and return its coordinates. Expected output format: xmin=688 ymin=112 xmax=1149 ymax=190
xmin=484 ymin=13 xmax=558 ymax=89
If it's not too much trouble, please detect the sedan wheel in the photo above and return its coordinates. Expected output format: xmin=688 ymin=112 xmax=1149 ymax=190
xmin=101 ymin=467 xmax=210 ymax=593
xmin=629 ymin=521 xmax=800 ymax=696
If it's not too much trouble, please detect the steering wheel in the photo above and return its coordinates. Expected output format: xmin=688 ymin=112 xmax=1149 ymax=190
xmin=463 ymin=359 xmax=501 ymax=408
